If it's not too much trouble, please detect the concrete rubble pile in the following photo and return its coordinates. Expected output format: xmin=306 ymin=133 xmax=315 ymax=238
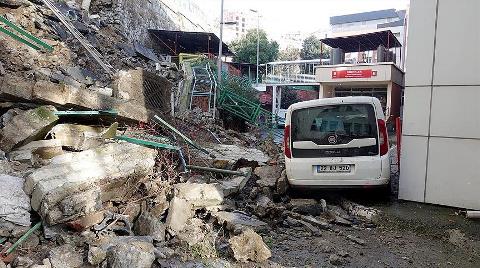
xmin=0 ymin=1 xmax=386 ymax=267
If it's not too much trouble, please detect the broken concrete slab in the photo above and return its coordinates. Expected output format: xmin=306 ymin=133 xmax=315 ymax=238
xmin=0 ymin=175 xmax=30 ymax=226
xmin=220 ymin=167 xmax=252 ymax=197
xmin=255 ymin=165 xmax=283 ymax=188
xmin=25 ymin=142 xmax=157 ymax=225
xmin=88 ymin=245 xmax=107 ymax=266
xmin=212 ymin=211 xmax=268 ymax=233
xmin=229 ymin=228 xmax=271 ymax=263
xmin=31 ymin=80 xmax=153 ymax=122
xmin=165 ymin=197 xmax=193 ymax=234
xmin=173 ymin=183 xmax=224 ymax=209
xmin=134 ymin=211 xmax=165 ymax=242
xmin=0 ymin=108 xmax=22 ymax=128
xmin=0 ymin=106 xmax=58 ymax=152
xmin=50 ymin=124 xmax=105 ymax=151
xmin=205 ymin=144 xmax=269 ymax=164
xmin=0 ymin=174 xmax=30 ymax=237
xmin=283 ymin=211 xmax=331 ymax=230
xmin=0 ymin=74 xmax=34 ymax=101
xmin=48 ymin=244 xmax=84 ymax=268
xmin=346 ymin=234 xmax=366 ymax=246
xmin=106 ymin=237 xmax=155 ymax=268
xmin=8 ymin=139 xmax=63 ymax=163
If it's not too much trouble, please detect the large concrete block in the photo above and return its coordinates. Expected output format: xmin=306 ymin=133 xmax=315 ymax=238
xmin=50 ymin=124 xmax=105 ymax=151
xmin=173 ymin=183 xmax=224 ymax=208
xmin=0 ymin=106 xmax=59 ymax=152
xmin=25 ymin=142 xmax=157 ymax=225
xmin=0 ymin=74 xmax=34 ymax=101
xmin=402 ymin=87 xmax=432 ymax=136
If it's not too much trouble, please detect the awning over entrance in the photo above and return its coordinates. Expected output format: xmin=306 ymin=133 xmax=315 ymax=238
xmin=321 ymin=30 xmax=401 ymax=53
xmin=148 ymin=29 xmax=234 ymax=56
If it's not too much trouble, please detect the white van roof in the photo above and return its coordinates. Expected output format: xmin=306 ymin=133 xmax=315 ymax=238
xmin=289 ymin=97 xmax=377 ymax=111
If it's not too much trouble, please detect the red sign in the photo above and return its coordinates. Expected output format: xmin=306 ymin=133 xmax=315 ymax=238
xmin=332 ymin=69 xmax=377 ymax=79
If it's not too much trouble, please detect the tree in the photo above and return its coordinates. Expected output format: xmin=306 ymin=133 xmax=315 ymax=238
xmin=300 ymin=35 xmax=330 ymax=60
xmin=230 ymin=29 xmax=279 ymax=64
xmin=278 ymin=46 xmax=300 ymax=61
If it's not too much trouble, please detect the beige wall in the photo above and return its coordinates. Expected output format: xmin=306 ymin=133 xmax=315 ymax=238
xmin=399 ymin=0 xmax=480 ymax=209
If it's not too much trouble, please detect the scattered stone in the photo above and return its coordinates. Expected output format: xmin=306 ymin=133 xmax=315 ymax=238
xmin=67 ymin=210 xmax=105 ymax=231
xmin=165 ymin=197 xmax=193 ymax=234
xmin=48 ymin=244 xmax=84 ymax=268
xmin=0 ymin=106 xmax=58 ymax=152
xmin=346 ymin=234 xmax=366 ymax=246
xmin=8 ymin=139 xmax=63 ymax=164
xmin=50 ymin=124 xmax=106 ymax=151
xmin=447 ymin=229 xmax=467 ymax=247
xmin=220 ymin=167 xmax=252 ymax=196
xmin=283 ymin=211 xmax=331 ymax=230
xmin=30 ymin=258 xmax=51 ymax=268
xmin=254 ymin=195 xmax=272 ymax=218
xmin=12 ymin=256 xmax=34 ymax=268
xmin=25 ymin=142 xmax=157 ymax=225
xmin=0 ymin=174 xmax=30 ymax=237
xmin=329 ymin=253 xmax=344 ymax=266
xmin=255 ymin=165 xmax=283 ymax=188
xmin=318 ymin=239 xmax=335 ymax=253
xmin=154 ymin=246 xmax=175 ymax=259
xmin=289 ymin=199 xmax=323 ymax=216
xmin=134 ymin=211 xmax=165 ymax=242
xmin=275 ymin=169 xmax=288 ymax=195
xmin=212 ymin=211 xmax=268 ymax=233
xmin=0 ymin=260 xmax=4 ymax=268
xmin=340 ymin=198 xmax=380 ymax=222
xmin=87 ymin=246 xmax=107 ymax=266
xmin=173 ymin=183 xmax=224 ymax=208
xmin=229 ymin=228 xmax=271 ymax=263
xmin=106 ymin=238 xmax=155 ymax=268
xmin=206 ymin=144 xmax=269 ymax=164
xmin=0 ymin=108 xmax=22 ymax=128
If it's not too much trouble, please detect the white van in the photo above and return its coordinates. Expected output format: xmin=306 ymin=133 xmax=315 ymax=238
xmin=284 ymin=97 xmax=390 ymax=187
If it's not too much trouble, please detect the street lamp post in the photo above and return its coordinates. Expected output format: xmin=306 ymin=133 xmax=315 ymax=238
xmin=250 ymin=9 xmax=260 ymax=85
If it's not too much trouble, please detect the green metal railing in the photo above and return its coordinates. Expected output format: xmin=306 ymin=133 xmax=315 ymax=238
xmin=0 ymin=15 xmax=53 ymax=52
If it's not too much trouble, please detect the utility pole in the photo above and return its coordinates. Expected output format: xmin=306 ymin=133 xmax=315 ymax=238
xmin=250 ymin=9 xmax=260 ymax=85
xmin=217 ymin=0 xmax=225 ymax=85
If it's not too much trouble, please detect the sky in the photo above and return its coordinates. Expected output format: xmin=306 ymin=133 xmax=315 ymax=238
xmin=197 ymin=0 xmax=409 ymax=41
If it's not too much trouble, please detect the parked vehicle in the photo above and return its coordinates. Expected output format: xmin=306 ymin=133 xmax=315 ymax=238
xmin=284 ymin=96 xmax=390 ymax=187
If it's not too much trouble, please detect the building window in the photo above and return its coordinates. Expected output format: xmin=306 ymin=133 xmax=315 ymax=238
xmin=236 ymin=27 xmax=239 ymax=31
xmin=242 ymin=29 xmax=245 ymax=33
xmin=236 ymin=16 xmax=239 ymax=20
xmin=242 ymin=18 xmax=245 ymax=22
xmin=242 ymin=23 xmax=245 ymax=27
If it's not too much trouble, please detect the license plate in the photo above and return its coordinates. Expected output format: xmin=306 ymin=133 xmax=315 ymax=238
xmin=316 ymin=165 xmax=351 ymax=173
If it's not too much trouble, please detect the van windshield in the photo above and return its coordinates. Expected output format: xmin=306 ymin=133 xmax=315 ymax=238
xmin=291 ymin=103 xmax=378 ymax=145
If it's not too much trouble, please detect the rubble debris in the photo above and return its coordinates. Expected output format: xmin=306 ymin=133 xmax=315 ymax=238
xmin=67 ymin=210 xmax=105 ymax=232
xmin=275 ymin=170 xmax=289 ymax=195
xmin=11 ymin=256 xmax=34 ymax=268
xmin=88 ymin=246 xmax=106 ymax=266
xmin=4 ymin=222 xmax=42 ymax=257
xmin=153 ymin=115 xmax=214 ymax=158
xmin=0 ymin=106 xmax=58 ymax=152
xmin=186 ymin=165 xmax=246 ymax=176
xmin=134 ymin=211 xmax=165 ymax=242
xmin=289 ymin=199 xmax=326 ymax=216
xmin=283 ymin=211 xmax=331 ymax=230
xmin=0 ymin=175 xmax=30 ymax=237
xmin=254 ymin=195 xmax=272 ymax=218
xmin=8 ymin=139 xmax=62 ymax=164
xmin=0 ymin=15 xmax=53 ymax=52
xmin=165 ymin=197 xmax=193 ymax=234
xmin=48 ymin=244 xmax=84 ymax=268
xmin=30 ymin=258 xmax=51 ymax=268
xmin=174 ymin=183 xmax=224 ymax=209
xmin=340 ymin=199 xmax=380 ymax=222
xmin=221 ymin=167 xmax=252 ymax=196
xmin=25 ymin=142 xmax=157 ymax=225
xmin=255 ymin=165 xmax=283 ymax=188
xmin=346 ymin=234 xmax=366 ymax=246
xmin=206 ymin=144 xmax=269 ymax=164
xmin=154 ymin=246 xmax=175 ymax=259
xmin=94 ymin=211 xmax=133 ymax=236
xmin=212 ymin=211 xmax=268 ymax=233
xmin=285 ymin=217 xmax=321 ymax=236
xmin=229 ymin=228 xmax=271 ymax=263
xmin=106 ymin=237 xmax=155 ymax=268
xmin=329 ymin=253 xmax=345 ymax=266
xmin=49 ymin=124 xmax=106 ymax=151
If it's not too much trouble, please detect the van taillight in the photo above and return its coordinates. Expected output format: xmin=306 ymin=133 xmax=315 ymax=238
xmin=284 ymin=125 xmax=292 ymax=158
xmin=378 ymin=119 xmax=389 ymax=156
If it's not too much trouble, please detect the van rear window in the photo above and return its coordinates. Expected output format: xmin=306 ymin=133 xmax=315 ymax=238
xmin=291 ymin=103 xmax=378 ymax=157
